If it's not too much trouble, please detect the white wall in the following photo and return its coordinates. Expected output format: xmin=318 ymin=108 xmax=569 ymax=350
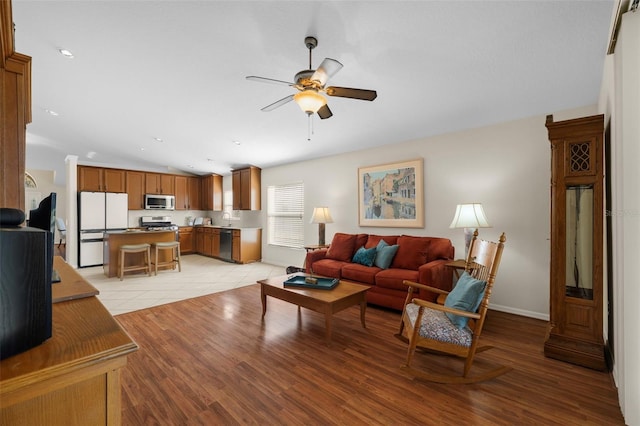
xmin=261 ymin=105 xmax=596 ymax=320
xmin=600 ymin=9 xmax=640 ymax=426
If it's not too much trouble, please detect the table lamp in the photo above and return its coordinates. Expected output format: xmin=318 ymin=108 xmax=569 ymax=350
xmin=310 ymin=207 xmax=333 ymax=245
xmin=449 ymin=203 xmax=491 ymax=259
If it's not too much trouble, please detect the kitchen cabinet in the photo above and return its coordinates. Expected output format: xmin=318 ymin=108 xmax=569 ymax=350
xmin=201 ymin=174 xmax=222 ymax=211
xmin=232 ymin=228 xmax=262 ymax=263
xmin=126 ymin=170 xmax=146 ymax=210
xmin=145 ymin=172 xmax=174 ymax=195
xmin=189 ymin=177 xmax=201 ymax=210
xmin=232 ymin=166 xmax=261 ymax=210
xmin=176 ymin=176 xmax=202 ymax=210
xmin=195 ymin=227 xmax=205 ymax=253
xmin=78 ymin=166 xmax=126 ymax=193
xmin=543 ymin=114 xmax=607 ymax=371
xmin=178 ymin=226 xmax=194 ymax=254
xmin=203 ymin=227 xmax=213 ymax=256
xmin=211 ymin=228 xmax=220 ymax=257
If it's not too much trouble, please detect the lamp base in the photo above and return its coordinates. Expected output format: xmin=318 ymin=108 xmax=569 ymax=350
xmin=464 ymin=227 xmax=476 ymax=259
xmin=318 ymin=223 xmax=326 ymax=246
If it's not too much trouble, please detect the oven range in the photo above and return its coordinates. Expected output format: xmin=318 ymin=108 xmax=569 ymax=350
xmin=140 ymin=216 xmax=179 ymax=232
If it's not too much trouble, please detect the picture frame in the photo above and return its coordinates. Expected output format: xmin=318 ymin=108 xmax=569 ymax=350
xmin=358 ymin=158 xmax=424 ymax=228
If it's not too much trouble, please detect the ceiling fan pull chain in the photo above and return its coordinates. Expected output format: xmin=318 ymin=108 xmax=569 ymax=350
xmin=307 ymin=114 xmax=312 ymax=141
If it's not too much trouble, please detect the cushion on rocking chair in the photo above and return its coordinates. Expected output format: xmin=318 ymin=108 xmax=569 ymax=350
xmin=405 ymin=303 xmax=473 ymax=347
xmin=444 ymin=272 xmax=486 ymax=329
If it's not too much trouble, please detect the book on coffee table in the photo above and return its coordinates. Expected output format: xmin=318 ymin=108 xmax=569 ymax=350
xmin=283 ymin=275 xmax=339 ymax=290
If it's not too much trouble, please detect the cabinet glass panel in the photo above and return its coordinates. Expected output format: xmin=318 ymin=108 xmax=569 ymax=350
xmin=565 ymin=185 xmax=593 ymax=300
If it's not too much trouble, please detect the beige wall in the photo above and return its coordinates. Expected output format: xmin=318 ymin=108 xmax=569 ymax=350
xmin=25 ymin=168 xmax=66 ymax=243
xmin=261 ymin=104 xmax=596 ymax=320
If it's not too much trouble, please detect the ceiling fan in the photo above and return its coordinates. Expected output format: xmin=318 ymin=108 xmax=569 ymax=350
xmin=246 ymin=36 xmax=377 ymax=120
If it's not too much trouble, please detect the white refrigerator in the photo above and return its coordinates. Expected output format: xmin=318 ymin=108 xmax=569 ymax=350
xmin=78 ymin=192 xmax=128 ymax=267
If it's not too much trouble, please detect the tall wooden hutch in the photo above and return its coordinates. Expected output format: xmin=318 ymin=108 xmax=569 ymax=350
xmin=544 ymin=114 xmax=607 ymax=371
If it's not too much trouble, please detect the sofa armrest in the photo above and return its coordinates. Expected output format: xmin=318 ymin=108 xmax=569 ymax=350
xmin=417 ymin=259 xmax=454 ymax=300
xmin=305 ymin=249 xmax=329 ymax=273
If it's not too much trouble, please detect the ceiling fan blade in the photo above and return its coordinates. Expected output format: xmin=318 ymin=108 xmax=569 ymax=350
xmin=261 ymin=94 xmax=294 ymax=112
xmin=317 ymin=104 xmax=333 ymax=120
xmin=311 ymin=58 xmax=343 ymax=87
xmin=325 ymin=86 xmax=377 ymax=101
xmin=246 ymin=76 xmax=295 ymax=86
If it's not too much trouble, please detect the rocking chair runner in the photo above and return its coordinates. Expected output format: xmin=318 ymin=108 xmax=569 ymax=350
xmin=396 ymin=230 xmax=508 ymax=384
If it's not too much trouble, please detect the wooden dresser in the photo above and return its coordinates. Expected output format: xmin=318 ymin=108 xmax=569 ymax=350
xmin=0 ymin=256 xmax=138 ymax=425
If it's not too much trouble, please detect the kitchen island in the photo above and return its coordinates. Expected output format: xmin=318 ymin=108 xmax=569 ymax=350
xmin=103 ymin=229 xmax=177 ymax=278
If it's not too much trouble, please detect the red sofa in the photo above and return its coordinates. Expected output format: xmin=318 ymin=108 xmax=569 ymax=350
xmin=305 ymin=233 xmax=455 ymax=310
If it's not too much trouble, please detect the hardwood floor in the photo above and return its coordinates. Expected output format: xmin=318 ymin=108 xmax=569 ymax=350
xmin=115 ymin=285 xmax=624 ymax=425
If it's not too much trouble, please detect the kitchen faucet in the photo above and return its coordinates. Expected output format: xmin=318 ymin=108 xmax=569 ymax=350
xmin=222 ymin=212 xmax=231 ymax=226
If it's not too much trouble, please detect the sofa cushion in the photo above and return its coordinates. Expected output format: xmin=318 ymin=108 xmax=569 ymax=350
xmin=391 ymin=235 xmax=430 ymax=270
xmin=444 ymin=272 xmax=486 ymax=329
xmin=427 ymin=237 xmax=455 ymax=262
xmin=375 ymin=268 xmax=419 ymax=291
xmin=341 ymin=263 xmax=380 ymax=285
xmin=365 ymin=234 xmax=398 ymax=249
xmin=374 ymin=240 xmax=399 ymax=269
xmin=354 ymin=234 xmax=369 ymax=254
xmin=325 ymin=233 xmax=357 ymax=262
xmin=310 ymin=259 xmax=347 ymax=278
xmin=352 ymin=246 xmax=377 ymax=267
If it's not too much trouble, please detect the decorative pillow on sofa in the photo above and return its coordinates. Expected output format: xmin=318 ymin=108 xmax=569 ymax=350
xmin=391 ymin=235 xmax=430 ymax=270
xmin=444 ymin=272 xmax=486 ymax=329
xmin=374 ymin=240 xmax=399 ymax=269
xmin=326 ymin=233 xmax=357 ymax=262
xmin=352 ymin=246 xmax=377 ymax=267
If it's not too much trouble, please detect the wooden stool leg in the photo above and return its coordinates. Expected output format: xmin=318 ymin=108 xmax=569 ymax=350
xmin=147 ymin=246 xmax=151 ymax=276
xmin=176 ymin=246 xmax=181 ymax=272
xmin=119 ymin=249 xmax=125 ymax=281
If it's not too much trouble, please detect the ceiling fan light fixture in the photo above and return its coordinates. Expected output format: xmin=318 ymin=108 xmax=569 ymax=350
xmin=294 ymin=89 xmax=326 ymax=114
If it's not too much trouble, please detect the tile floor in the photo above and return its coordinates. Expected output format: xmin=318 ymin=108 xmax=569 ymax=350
xmin=76 ymin=254 xmax=286 ymax=316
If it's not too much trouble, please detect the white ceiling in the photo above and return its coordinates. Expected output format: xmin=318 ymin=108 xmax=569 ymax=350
xmin=12 ymin=1 xmax=615 ymax=184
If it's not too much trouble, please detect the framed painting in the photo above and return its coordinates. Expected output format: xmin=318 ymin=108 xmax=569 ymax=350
xmin=358 ymin=158 xmax=424 ymax=228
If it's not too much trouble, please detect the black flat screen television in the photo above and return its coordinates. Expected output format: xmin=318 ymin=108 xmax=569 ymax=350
xmin=28 ymin=192 xmax=59 ymax=283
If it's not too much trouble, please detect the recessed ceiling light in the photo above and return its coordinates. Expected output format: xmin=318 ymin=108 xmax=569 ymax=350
xmin=58 ymin=48 xmax=74 ymax=58
xmin=187 ymin=165 xmax=194 ymax=169
xmin=140 ymin=147 xmax=145 ymax=151
xmin=232 ymin=140 xmax=241 ymax=145
xmin=154 ymin=137 xmax=163 ymax=142
xmin=45 ymin=109 xmax=59 ymax=116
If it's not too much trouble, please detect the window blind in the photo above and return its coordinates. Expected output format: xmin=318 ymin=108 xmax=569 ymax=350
xmin=267 ymin=182 xmax=304 ymax=248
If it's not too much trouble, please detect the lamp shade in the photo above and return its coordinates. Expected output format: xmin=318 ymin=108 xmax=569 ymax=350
xmin=294 ymin=90 xmax=327 ymax=114
xmin=310 ymin=207 xmax=333 ymax=224
xmin=449 ymin=203 xmax=490 ymax=229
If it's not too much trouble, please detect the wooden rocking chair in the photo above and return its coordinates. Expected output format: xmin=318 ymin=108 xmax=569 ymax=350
xmin=395 ymin=230 xmax=508 ymax=384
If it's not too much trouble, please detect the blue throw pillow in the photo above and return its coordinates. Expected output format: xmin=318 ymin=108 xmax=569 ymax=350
xmin=352 ymin=246 xmax=377 ymax=267
xmin=444 ymin=272 xmax=487 ymax=329
xmin=374 ymin=240 xmax=399 ymax=269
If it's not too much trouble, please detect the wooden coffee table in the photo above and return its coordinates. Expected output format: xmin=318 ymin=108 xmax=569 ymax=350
xmin=259 ymin=274 xmax=369 ymax=342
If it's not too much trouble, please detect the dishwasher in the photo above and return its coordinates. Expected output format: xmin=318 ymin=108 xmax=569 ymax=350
xmin=219 ymin=229 xmax=233 ymax=262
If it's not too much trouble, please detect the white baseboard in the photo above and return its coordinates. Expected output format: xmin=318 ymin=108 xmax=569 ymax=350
xmin=490 ymin=303 xmax=549 ymax=321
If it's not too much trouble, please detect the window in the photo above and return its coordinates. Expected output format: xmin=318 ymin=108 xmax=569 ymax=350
xmin=223 ymin=190 xmax=240 ymax=220
xmin=267 ymin=182 xmax=304 ymax=248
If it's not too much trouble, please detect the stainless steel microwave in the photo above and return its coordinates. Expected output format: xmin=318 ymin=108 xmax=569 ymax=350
xmin=144 ymin=194 xmax=175 ymax=210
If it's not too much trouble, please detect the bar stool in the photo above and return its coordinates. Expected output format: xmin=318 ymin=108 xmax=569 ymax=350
xmin=152 ymin=241 xmax=181 ymax=275
xmin=119 ymin=243 xmax=151 ymax=281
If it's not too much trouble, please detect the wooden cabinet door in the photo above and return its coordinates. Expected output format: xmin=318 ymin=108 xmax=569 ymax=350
xmin=188 ymin=177 xmax=201 ymax=210
xmin=78 ymin=166 xmax=103 ymax=191
xmin=232 ymin=167 xmax=261 ymax=210
xmin=203 ymin=228 xmax=213 ymax=256
xmin=201 ymin=174 xmax=222 ymax=211
xmin=212 ymin=228 xmax=220 ymax=257
xmin=175 ymin=176 xmax=188 ymax=210
xmin=179 ymin=227 xmax=193 ymax=254
xmin=126 ymin=171 xmax=145 ymax=210
xmin=195 ymin=228 xmax=204 ymax=253
xmin=103 ymin=169 xmax=125 ymax=192
xmin=160 ymin=174 xmax=174 ymax=195
xmin=145 ymin=173 xmax=160 ymax=194
xmin=232 ymin=230 xmax=241 ymax=262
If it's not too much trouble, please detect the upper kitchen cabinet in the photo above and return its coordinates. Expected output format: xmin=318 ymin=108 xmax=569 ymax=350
xmin=126 ymin=170 xmax=145 ymax=210
xmin=232 ymin=166 xmax=261 ymax=210
xmin=78 ymin=166 xmax=126 ymax=193
xmin=175 ymin=176 xmax=201 ymax=210
xmin=201 ymin=174 xmax=222 ymax=211
xmin=145 ymin=173 xmax=174 ymax=195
